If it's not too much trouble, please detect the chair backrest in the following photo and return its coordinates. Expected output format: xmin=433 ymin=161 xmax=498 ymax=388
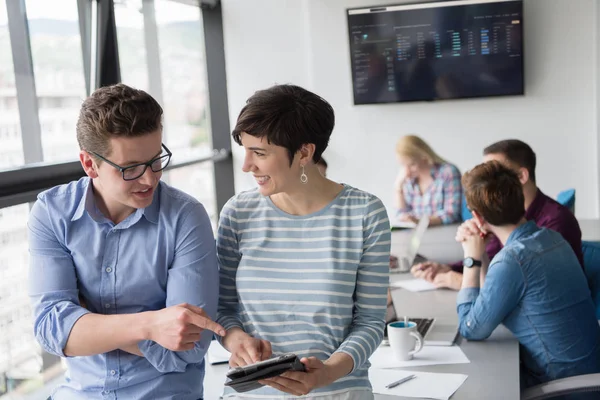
xmin=556 ymin=189 xmax=576 ymax=213
xmin=461 ymin=195 xmax=472 ymax=221
xmin=582 ymin=241 xmax=600 ymax=319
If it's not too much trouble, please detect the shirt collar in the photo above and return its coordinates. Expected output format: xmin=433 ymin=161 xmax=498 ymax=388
xmin=71 ymin=179 xmax=104 ymax=222
xmin=70 ymin=178 xmax=160 ymax=225
xmin=141 ymin=183 xmax=160 ymax=225
xmin=505 ymin=220 xmax=538 ymax=246
xmin=524 ymin=188 xmax=545 ymax=220
xmin=408 ymin=163 xmax=440 ymax=185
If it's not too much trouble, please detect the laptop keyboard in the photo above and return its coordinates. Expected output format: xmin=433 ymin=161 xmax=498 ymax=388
xmin=410 ymin=318 xmax=434 ymax=337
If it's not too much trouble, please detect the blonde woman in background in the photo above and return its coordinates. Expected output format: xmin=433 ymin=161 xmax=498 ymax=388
xmin=394 ymin=135 xmax=462 ymax=226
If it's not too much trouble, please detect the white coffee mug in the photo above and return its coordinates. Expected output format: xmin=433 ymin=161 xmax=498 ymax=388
xmin=387 ymin=321 xmax=423 ymax=361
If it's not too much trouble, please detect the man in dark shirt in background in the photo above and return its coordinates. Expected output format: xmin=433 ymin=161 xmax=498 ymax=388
xmin=411 ymin=139 xmax=583 ymax=290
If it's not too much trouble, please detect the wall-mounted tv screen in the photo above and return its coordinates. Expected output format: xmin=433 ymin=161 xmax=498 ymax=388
xmin=347 ymin=0 xmax=524 ymax=104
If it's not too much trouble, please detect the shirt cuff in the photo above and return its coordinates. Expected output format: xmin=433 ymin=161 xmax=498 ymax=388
xmin=56 ymin=307 xmax=91 ymax=357
xmin=457 ymin=287 xmax=480 ymax=306
xmin=138 ymin=340 xmax=187 ymax=373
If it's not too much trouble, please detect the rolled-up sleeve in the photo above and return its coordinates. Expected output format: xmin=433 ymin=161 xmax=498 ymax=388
xmin=138 ymin=203 xmax=219 ymax=373
xmin=28 ymin=196 xmax=90 ymax=357
xmin=335 ymin=197 xmax=390 ymax=373
xmin=215 ymin=200 xmax=244 ymax=336
xmin=456 ymin=253 xmax=525 ymax=341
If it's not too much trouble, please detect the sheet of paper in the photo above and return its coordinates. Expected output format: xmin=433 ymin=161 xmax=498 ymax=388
xmin=207 ymin=340 xmax=231 ymax=365
xmin=369 ymin=369 xmax=468 ymax=400
xmin=391 ymin=221 xmax=417 ymax=229
xmin=369 ymin=345 xmax=470 ymax=368
xmin=390 ymin=278 xmax=438 ymax=292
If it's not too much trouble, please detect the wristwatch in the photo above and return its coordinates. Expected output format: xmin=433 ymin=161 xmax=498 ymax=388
xmin=463 ymin=257 xmax=482 ymax=268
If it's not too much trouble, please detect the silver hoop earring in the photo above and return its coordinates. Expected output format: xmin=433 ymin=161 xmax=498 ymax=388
xmin=300 ymin=165 xmax=308 ymax=184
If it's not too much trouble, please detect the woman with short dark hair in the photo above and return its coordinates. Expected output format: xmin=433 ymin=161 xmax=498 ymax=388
xmin=216 ymin=84 xmax=390 ymax=399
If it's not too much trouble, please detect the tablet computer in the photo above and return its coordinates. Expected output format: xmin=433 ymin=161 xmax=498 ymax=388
xmin=225 ymin=354 xmax=306 ymax=393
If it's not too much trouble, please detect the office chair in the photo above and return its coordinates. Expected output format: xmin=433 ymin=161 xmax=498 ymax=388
xmin=582 ymin=241 xmax=600 ymax=319
xmin=521 ymin=373 xmax=600 ymax=399
xmin=556 ymin=188 xmax=576 ymax=213
xmin=461 ymin=195 xmax=472 ymax=221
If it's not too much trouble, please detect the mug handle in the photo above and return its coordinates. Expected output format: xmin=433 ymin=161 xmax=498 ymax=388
xmin=408 ymin=331 xmax=424 ymax=356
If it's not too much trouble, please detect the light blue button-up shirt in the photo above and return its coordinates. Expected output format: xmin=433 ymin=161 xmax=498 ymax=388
xmin=28 ymin=177 xmax=219 ymax=399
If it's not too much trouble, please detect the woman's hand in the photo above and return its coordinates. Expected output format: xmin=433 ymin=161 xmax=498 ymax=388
xmin=224 ymin=328 xmax=272 ymax=367
xmin=260 ymin=357 xmax=332 ymax=396
xmin=398 ymin=213 xmax=419 ymax=223
xmin=394 ymin=166 xmax=409 ymax=191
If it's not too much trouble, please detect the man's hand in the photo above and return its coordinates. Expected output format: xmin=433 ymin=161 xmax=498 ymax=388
xmin=147 ymin=303 xmax=225 ymax=352
xmin=455 ymin=219 xmax=487 ymax=243
xmin=411 ymin=261 xmax=451 ymax=281
xmin=432 ymin=271 xmax=463 ymax=290
xmin=260 ymin=357 xmax=332 ymax=396
xmin=225 ymin=329 xmax=272 ymax=367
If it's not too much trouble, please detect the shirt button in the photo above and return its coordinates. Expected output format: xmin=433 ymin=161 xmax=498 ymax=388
xmin=102 ymin=390 xmax=110 ymax=395
xmin=105 ymin=304 xmax=111 ymax=309
xmin=467 ymin=321 xmax=471 ymax=327
xmin=110 ymin=369 xmax=116 ymax=375
xmin=105 ymin=267 xmax=112 ymax=273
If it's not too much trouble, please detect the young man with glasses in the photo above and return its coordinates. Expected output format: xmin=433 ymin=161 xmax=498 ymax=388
xmin=28 ymin=84 xmax=224 ymax=399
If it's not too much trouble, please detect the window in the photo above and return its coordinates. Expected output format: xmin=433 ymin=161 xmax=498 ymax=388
xmin=25 ymin=0 xmax=86 ymax=164
xmin=0 ymin=204 xmax=62 ymax=400
xmin=0 ymin=0 xmax=24 ymax=171
xmin=154 ymin=0 xmax=216 ymax=223
xmin=114 ymin=0 xmax=149 ymax=92
xmin=115 ymin=0 xmax=216 ymax=223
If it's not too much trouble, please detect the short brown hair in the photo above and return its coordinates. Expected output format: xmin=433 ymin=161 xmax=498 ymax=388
xmin=483 ymin=139 xmax=536 ymax=183
xmin=76 ymin=84 xmax=163 ymax=158
xmin=462 ymin=161 xmax=525 ymax=226
xmin=232 ymin=84 xmax=334 ymax=166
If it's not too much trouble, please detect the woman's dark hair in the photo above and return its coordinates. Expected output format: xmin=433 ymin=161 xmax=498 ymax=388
xmin=232 ymin=84 xmax=334 ymax=166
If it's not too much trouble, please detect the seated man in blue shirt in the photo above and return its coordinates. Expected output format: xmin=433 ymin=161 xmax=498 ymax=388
xmin=456 ymin=161 xmax=600 ymax=389
xmin=28 ymin=84 xmax=225 ymax=399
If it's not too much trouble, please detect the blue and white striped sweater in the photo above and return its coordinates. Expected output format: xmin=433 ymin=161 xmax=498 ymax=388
xmin=216 ymin=185 xmax=390 ymax=398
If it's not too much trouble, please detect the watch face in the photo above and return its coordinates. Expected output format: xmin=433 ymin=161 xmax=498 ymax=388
xmin=464 ymin=258 xmax=473 ymax=268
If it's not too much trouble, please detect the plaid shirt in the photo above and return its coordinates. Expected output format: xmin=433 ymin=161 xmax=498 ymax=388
xmin=398 ymin=163 xmax=462 ymax=224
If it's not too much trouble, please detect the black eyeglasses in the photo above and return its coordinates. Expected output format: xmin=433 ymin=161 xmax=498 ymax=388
xmin=91 ymin=143 xmax=172 ymax=181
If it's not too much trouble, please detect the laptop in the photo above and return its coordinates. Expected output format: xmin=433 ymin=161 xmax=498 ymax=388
xmin=383 ymin=305 xmax=459 ymax=346
xmin=390 ymin=216 xmax=429 ymax=273
xmin=386 ymin=216 xmax=459 ymax=346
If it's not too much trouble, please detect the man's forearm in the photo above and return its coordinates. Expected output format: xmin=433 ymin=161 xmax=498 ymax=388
xmin=64 ymin=312 xmax=151 ymax=357
xmin=120 ymin=343 xmax=144 ymax=357
xmin=480 ymin=252 xmax=490 ymax=287
xmin=461 ymin=250 xmax=482 ymax=289
xmin=461 ymin=266 xmax=480 ymax=289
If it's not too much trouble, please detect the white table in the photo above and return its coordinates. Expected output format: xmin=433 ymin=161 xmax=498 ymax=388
xmin=579 ymin=218 xmax=600 ymax=242
xmin=203 ymin=226 xmax=521 ymax=399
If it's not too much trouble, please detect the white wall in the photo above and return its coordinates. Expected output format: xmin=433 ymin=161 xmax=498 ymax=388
xmin=222 ymin=0 xmax=599 ymax=218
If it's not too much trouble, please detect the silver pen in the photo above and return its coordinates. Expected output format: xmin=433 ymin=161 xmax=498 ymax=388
xmin=385 ymin=374 xmax=416 ymax=389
